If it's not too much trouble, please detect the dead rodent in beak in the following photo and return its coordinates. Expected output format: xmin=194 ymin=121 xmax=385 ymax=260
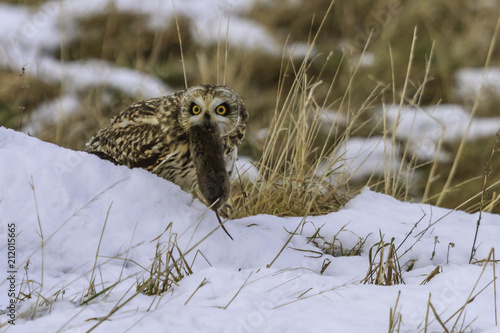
xmin=189 ymin=123 xmax=233 ymax=239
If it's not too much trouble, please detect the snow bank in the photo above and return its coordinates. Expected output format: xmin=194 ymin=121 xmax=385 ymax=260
xmin=1 ymin=127 xmax=499 ymax=332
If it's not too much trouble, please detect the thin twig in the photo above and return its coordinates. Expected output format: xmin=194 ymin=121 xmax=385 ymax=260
xmin=86 ymin=202 xmax=113 ymax=300
xmin=184 ymin=278 xmax=208 ymax=306
xmin=224 ymin=271 xmax=253 ymax=310
xmin=267 ymin=218 xmax=305 ymax=268
xmin=469 ymin=131 xmax=499 ymax=263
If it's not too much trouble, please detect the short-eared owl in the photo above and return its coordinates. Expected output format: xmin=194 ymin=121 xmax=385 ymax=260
xmin=86 ymin=85 xmax=248 ymax=237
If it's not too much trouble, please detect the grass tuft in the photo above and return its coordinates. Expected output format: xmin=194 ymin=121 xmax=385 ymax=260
xmin=362 ymin=234 xmax=404 ymax=286
xmin=138 ymin=223 xmax=193 ymax=296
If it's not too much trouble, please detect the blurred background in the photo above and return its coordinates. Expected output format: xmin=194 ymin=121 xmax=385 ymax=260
xmin=1 ymin=0 xmax=499 ymax=213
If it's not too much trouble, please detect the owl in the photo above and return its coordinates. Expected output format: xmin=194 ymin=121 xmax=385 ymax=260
xmin=86 ymin=84 xmax=248 ymax=238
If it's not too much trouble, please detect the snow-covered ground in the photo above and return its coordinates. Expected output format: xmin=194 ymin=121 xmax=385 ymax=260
xmin=1 ymin=127 xmax=499 ymax=332
xmin=1 ymin=1 xmax=500 ymax=330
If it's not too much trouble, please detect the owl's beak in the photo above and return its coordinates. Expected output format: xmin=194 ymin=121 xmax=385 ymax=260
xmin=203 ymin=112 xmax=211 ymax=122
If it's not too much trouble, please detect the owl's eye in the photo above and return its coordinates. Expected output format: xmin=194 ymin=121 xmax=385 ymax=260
xmin=215 ymin=104 xmax=228 ymax=116
xmin=191 ymin=104 xmax=201 ymax=115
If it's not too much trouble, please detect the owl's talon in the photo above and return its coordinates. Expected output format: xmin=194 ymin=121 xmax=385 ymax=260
xmin=218 ymin=203 xmax=232 ymax=219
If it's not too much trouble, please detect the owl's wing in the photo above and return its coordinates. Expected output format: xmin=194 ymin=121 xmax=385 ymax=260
xmin=86 ymin=99 xmax=171 ymax=171
xmin=222 ymin=96 xmax=248 ymax=177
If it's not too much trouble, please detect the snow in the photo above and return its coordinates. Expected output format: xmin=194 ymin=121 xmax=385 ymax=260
xmin=0 ymin=0 xmax=172 ymax=121
xmin=0 ymin=0 xmax=305 ymax=71
xmin=1 ymin=127 xmax=498 ymax=332
xmin=1 ymin=0 xmax=500 ymax=331
xmin=317 ymin=136 xmax=404 ymax=181
xmin=379 ymin=104 xmax=500 ymax=161
xmin=455 ymin=67 xmax=500 ymax=98
xmin=0 ymin=0 xmax=309 ymax=133
xmin=23 ymin=94 xmax=81 ymax=134
xmin=317 ymin=108 xmax=348 ymax=133
xmin=233 ymin=156 xmax=259 ymax=182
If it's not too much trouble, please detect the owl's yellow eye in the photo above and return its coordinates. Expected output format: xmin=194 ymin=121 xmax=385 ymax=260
xmin=216 ymin=104 xmax=227 ymax=115
xmin=191 ymin=104 xmax=201 ymax=115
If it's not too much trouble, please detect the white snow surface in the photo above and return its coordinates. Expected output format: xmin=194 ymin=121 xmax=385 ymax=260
xmin=1 ymin=127 xmax=499 ymax=332
xmin=379 ymin=104 xmax=500 ymax=161
xmin=233 ymin=156 xmax=259 ymax=182
xmin=455 ymin=67 xmax=500 ymax=98
xmin=317 ymin=136 xmax=404 ymax=181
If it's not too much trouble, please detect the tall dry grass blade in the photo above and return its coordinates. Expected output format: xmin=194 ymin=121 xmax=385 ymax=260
xmin=388 ymin=26 xmax=417 ymax=196
xmin=469 ymin=131 xmax=500 ymax=263
xmin=223 ymin=16 xmax=230 ymax=86
xmin=424 ymin=293 xmax=431 ymax=333
xmin=388 ymin=290 xmax=402 ymax=333
xmin=171 ymin=0 xmax=188 ymax=89
xmin=184 ymin=278 xmax=208 ymax=306
xmin=437 ymin=13 xmax=500 ymax=206
xmin=29 ymin=176 xmax=44 ymax=319
xmin=85 ymin=202 xmax=113 ymax=302
xmin=429 ymin=301 xmax=450 ymax=333
xmin=494 ymin=249 xmax=498 ymax=325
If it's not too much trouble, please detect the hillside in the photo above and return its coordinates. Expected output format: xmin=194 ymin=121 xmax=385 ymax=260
xmin=0 ymin=127 xmax=498 ymax=332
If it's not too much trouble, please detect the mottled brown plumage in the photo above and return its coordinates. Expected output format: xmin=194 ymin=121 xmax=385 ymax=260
xmin=86 ymin=85 xmax=248 ymax=219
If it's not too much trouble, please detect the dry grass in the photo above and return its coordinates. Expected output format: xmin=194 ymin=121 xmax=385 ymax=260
xmin=1 ymin=0 xmax=499 ymax=214
xmin=0 ymin=0 xmax=46 ymax=5
xmin=420 ymin=135 xmax=500 ymax=214
xmin=0 ymin=70 xmax=59 ymax=130
xmin=229 ymin=62 xmax=351 ymax=217
xmin=137 ymin=224 xmax=193 ymax=296
xmin=35 ymin=86 xmax=136 ymax=150
xmin=421 ymin=248 xmax=497 ymax=332
xmin=362 ymin=235 xmax=404 ymax=286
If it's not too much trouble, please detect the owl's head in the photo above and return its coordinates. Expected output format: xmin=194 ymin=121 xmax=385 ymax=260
xmin=179 ymin=84 xmax=244 ymax=136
